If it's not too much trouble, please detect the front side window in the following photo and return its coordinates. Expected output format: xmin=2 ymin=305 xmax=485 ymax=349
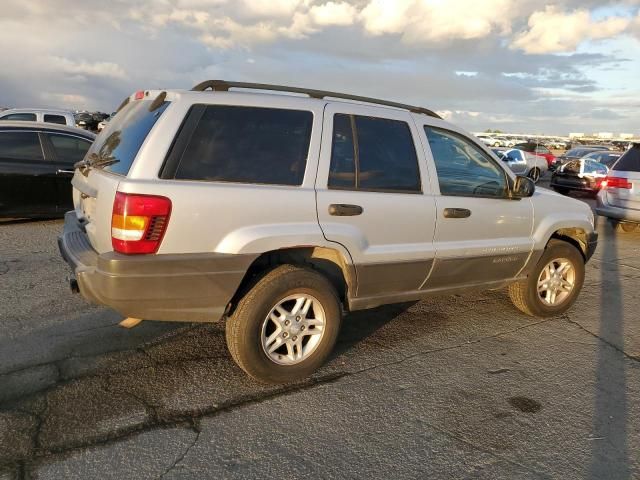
xmin=425 ymin=126 xmax=508 ymax=198
xmin=0 ymin=131 xmax=44 ymax=160
xmin=1 ymin=113 xmax=37 ymax=122
xmin=47 ymin=134 xmax=92 ymax=163
xmin=174 ymin=105 xmax=312 ymax=186
xmin=44 ymin=114 xmax=67 ymax=125
xmin=328 ymin=114 xmax=421 ymax=192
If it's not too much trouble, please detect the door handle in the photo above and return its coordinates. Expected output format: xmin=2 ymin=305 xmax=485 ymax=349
xmin=57 ymin=169 xmax=74 ymax=175
xmin=329 ymin=204 xmax=363 ymax=216
xmin=443 ymin=208 xmax=471 ymax=219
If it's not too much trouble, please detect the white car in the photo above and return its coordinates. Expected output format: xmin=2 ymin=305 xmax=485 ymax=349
xmin=0 ymin=108 xmax=76 ymax=127
xmin=476 ymin=134 xmax=501 ymax=147
xmin=495 ymin=148 xmax=548 ymax=183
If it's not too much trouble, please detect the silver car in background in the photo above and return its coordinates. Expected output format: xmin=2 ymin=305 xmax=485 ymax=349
xmin=597 ymin=144 xmax=640 ymax=232
xmin=0 ymin=108 xmax=76 ymax=127
xmin=494 ymin=148 xmax=548 ymax=183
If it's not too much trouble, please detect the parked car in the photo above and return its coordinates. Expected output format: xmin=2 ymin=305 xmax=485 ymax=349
xmin=0 ymin=108 xmax=75 ymax=127
xmin=552 ymin=147 xmax=612 ymax=171
xmin=581 ymin=150 xmax=622 ymax=168
xmin=75 ymin=112 xmax=99 ymax=131
xmin=494 ymin=148 xmax=547 ymax=183
xmin=550 ymin=158 xmax=608 ymax=196
xmin=58 ymin=81 xmax=597 ymax=383
xmin=0 ymin=122 xmax=95 ymax=218
xmin=476 ymin=134 xmax=501 ymax=147
xmin=596 ymin=144 xmax=640 ymax=232
xmin=513 ymin=142 xmax=556 ymax=167
xmin=97 ymin=114 xmax=115 ymax=132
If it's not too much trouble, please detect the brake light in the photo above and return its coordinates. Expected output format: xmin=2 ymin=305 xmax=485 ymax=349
xmin=134 ymin=90 xmax=145 ymax=100
xmin=111 ymin=192 xmax=171 ymax=254
xmin=602 ymin=177 xmax=631 ymax=189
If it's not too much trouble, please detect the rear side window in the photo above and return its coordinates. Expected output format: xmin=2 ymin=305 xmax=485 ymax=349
xmin=0 ymin=131 xmax=44 ymax=160
xmin=173 ymin=106 xmax=313 ymax=186
xmin=44 ymin=114 xmax=67 ymax=125
xmin=328 ymin=114 xmax=421 ymax=192
xmin=612 ymin=146 xmax=640 ymax=172
xmin=1 ymin=113 xmax=37 ymax=121
xmin=84 ymin=99 xmax=170 ymax=175
xmin=47 ymin=134 xmax=92 ymax=163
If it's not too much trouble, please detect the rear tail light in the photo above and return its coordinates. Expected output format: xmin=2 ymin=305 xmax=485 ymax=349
xmin=602 ymin=177 xmax=631 ymax=189
xmin=111 ymin=192 xmax=171 ymax=254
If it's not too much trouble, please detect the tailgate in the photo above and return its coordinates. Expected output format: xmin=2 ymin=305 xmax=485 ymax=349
xmin=607 ymin=171 xmax=640 ymax=210
xmin=71 ymin=170 xmax=120 ymax=253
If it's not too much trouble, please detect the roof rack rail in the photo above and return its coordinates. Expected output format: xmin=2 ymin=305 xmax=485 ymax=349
xmin=191 ymin=80 xmax=441 ymax=119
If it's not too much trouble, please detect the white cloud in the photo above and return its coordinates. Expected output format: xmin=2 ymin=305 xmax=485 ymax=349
xmin=511 ymin=6 xmax=630 ymax=54
xmin=309 ymin=2 xmax=357 ymax=26
xmin=47 ymin=57 xmax=127 ymax=80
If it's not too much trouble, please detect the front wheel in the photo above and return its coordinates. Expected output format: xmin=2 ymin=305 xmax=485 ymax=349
xmin=226 ymin=265 xmax=342 ymax=383
xmin=508 ymin=240 xmax=585 ymax=317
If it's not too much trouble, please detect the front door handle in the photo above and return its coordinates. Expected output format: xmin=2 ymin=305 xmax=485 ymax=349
xmin=329 ymin=204 xmax=363 ymax=216
xmin=443 ymin=208 xmax=471 ymax=219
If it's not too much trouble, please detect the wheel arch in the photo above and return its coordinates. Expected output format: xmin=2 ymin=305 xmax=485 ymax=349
xmin=548 ymin=227 xmax=589 ymax=260
xmin=226 ymin=246 xmax=356 ymax=316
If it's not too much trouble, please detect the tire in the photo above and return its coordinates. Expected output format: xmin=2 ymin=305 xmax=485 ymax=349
xmin=508 ymin=239 xmax=585 ymax=317
xmin=226 ymin=264 xmax=342 ymax=383
xmin=553 ymin=186 xmax=569 ymax=195
xmin=528 ymin=167 xmax=541 ymax=183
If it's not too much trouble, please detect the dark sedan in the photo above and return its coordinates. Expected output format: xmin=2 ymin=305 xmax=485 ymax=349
xmin=551 ymin=147 xmax=613 ymax=171
xmin=0 ymin=122 xmax=95 ymax=218
xmin=550 ymin=158 xmax=608 ymax=196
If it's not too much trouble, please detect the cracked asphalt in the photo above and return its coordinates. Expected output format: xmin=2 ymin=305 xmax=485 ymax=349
xmin=1 ymin=187 xmax=639 ymax=479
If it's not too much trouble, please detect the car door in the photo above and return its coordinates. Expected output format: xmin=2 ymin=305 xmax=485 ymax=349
xmin=503 ymin=149 xmax=527 ymax=174
xmin=41 ymin=132 xmax=92 ymax=213
xmin=419 ymin=125 xmax=534 ymax=289
xmin=0 ymin=130 xmax=57 ymax=216
xmin=316 ymin=104 xmax=437 ymax=299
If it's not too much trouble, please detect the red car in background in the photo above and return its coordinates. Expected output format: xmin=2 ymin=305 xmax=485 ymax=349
xmin=514 ymin=142 xmax=556 ymax=167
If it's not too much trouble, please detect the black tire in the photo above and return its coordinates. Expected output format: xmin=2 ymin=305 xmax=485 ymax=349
xmin=226 ymin=265 xmax=342 ymax=383
xmin=508 ymin=239 xmax=585 ymax=317
xmin=528 ymin=167 xmax=541 ymax=183
xmin=553 ymin=186 xmax=569 ymax=195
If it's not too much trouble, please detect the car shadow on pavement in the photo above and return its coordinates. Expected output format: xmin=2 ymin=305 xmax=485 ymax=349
xmin=589 ymin=218 xmax=630 ymax=479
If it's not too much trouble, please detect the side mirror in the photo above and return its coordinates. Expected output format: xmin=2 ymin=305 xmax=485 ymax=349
xmin=511 ymin=175 xmax=535 ymax=199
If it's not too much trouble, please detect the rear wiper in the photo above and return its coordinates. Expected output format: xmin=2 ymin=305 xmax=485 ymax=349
xmin=74 ymin=153 xmax=119 ymax=174
xmin=90 ymin=158 xmax=120 ymax=169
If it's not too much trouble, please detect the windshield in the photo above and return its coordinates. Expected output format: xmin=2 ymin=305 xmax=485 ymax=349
xmin=84 ymin=99 xmax=170 ymax=175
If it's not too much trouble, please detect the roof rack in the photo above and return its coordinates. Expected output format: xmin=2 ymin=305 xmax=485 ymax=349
xmin=191 ymin=80 xmax=441 ymax=119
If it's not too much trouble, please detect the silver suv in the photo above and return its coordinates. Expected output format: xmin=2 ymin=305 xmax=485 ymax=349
xmin=596 ymin=144 xmax=640 ymax=232
xmin=59 ymin=81 xmax=598 ymax=383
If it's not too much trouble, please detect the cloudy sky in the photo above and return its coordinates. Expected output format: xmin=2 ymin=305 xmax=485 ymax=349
xmin=1 ymin=0 xmax=639 ymax=135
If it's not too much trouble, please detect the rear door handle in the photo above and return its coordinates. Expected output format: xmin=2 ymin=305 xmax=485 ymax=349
xmin=443 ymin=208 xmax=471 ymax=219
xmin=329 ymin=204 xmax=363 ymax=216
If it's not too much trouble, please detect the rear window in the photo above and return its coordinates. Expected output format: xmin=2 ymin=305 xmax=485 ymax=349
xmin=44 ymin=114 xmax=67 ymax=125
xmin=47 ymin=134 xmax=92 ymax=163
xmin=172 ymin=105 xmax=313 ymax=186
xmin=84 ymin=99 xmax=170 ymax=175
xmin=612 ymin=146 xmax=640 ymax=172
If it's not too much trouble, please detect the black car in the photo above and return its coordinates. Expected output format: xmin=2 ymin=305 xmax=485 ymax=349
xmin=75 ymin=112 xmax=99 ymax=131
xmin=550 ymin=158 xmax=608 ymax=196
xmin=551 ymin=147 xmax=610 ymax=171
xmin=0 ymin=122 xmax=95 ymax=218
xmin=581 ymin=150 xmax=622 ymax=168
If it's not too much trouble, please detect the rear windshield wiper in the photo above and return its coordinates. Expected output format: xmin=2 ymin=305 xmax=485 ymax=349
xmin=74 ymin=153 xmax=119 ymax=173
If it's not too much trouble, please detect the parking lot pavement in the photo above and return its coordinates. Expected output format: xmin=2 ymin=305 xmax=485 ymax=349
xmin=1 ymin=187 xmax=639 ymax=479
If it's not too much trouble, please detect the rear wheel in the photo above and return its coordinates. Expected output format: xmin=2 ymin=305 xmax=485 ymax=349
xmin=509 ymin=240 xmax=584 ymax=317
xmin=528 ymin=167 xmax=541 ymax=183
xmin=226 ymin=265 xmax=342 ymax=383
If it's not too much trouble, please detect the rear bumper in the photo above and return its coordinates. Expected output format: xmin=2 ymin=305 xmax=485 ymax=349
xmin=595 ymin=197 xmax=640 ymax=223
xmin=58 ymin=211 xmax=257 ymax=322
